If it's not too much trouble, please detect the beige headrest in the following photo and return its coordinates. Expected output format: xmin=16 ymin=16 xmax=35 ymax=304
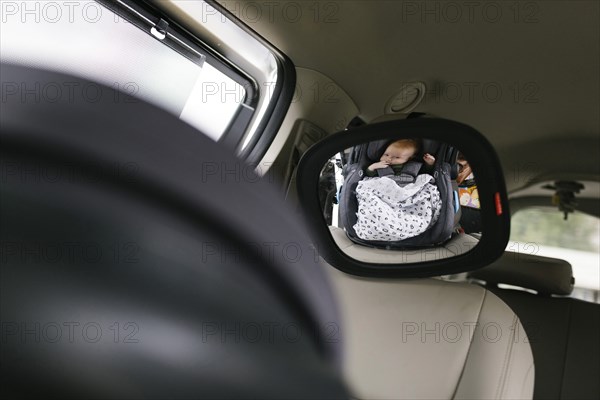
xmin=470 ymin=252 xmax=574 ymax=295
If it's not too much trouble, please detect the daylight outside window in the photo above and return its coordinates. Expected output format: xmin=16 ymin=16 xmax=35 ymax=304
xmin=164 ymin=0 xmax=280 ymax=152
xmin=507 ymin=207 xmax=600 ymax=303
xmin=0 ymin=0 xmax=279 ymax=147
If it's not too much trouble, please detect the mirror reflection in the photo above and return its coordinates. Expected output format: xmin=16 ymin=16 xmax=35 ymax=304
xmin=319 ymin=137 xmax=482 ymax=263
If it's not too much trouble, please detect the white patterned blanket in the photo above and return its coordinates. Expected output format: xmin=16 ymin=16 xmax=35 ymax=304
xmin=353 ymin=175 xmax=442 ymax=241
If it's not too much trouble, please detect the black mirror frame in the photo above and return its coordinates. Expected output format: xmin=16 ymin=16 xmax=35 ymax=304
xmin=296 ymin=117 xmax=510 ymax=278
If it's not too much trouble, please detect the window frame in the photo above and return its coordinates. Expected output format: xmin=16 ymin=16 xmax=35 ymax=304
xmin=204 ymin=0 xmax=296 ymax=163
xmin=98 ymin=0 xmax=296 ymax=164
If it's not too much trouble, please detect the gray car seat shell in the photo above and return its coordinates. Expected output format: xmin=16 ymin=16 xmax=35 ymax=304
xmin=339 ymin=138 xmax=458 ymax=249
xmin=0 ymin=64 xmax=347 ymax=398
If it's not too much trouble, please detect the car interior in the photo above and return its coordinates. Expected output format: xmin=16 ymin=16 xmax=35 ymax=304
xmin=1 ymin=1 xmax=598 ymax=399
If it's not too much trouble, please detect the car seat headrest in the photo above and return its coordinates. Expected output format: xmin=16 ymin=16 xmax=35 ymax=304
xmin=366 ymin=139 xmax=393 ymax=161
xmin=0 ymin=63 xmax=346 ymax=398
xmin=365 ymin=138 xmax=441 ymax=162
xmin=469 ymin=252 xmax=574 ymax=295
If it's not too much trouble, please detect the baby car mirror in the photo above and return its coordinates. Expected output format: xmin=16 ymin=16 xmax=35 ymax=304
xmin=296 ymin=117 xmax=510 ymax=278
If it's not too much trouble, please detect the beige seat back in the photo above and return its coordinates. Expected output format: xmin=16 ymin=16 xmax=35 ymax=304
xmin=327 ymin=266 xmax=534 ymax=399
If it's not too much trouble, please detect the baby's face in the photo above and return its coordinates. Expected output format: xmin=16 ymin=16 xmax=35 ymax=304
xmin=380 ymin=145 xmax=416 ymax=165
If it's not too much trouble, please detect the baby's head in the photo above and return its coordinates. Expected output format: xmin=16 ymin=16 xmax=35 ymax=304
xmin=380 ymin=139 xmax=419 ymax=165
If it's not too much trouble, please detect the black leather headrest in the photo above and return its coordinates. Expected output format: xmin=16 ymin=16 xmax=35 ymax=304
xmin=0 ymin=63 xmax=346 ymax=398
xmin=470 ymin=251 xmax=574 ymax=295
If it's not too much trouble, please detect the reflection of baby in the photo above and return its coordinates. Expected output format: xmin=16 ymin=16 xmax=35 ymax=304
xmin=365 ymin=139 xmax=435 ymax=178
xmin=353 ymin=139 xmax=441 ymax=242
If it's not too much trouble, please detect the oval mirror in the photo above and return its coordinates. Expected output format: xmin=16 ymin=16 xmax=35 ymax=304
xmin=297 ymin=117 xmax=510 ymax=278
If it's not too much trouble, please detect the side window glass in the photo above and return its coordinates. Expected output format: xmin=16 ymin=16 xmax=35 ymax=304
xmin=508 ymin=208 xmax=600 ymax=303
xmin=1 ymin=0 xmax=291 ymax=158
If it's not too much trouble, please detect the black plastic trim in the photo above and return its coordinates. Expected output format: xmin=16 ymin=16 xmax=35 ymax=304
xmin=296 ymin=118 xmax=511 ymax=278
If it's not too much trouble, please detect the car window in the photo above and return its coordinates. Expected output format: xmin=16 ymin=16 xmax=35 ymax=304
xmin=1 ymin=0 xmax=291 ymax=157
xmin=507 ymin=207 xmax=600 ymax=303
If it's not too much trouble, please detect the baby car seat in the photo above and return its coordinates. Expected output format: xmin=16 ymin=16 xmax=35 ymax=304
xmin=339 ymin=138 xmax=460 ymax=249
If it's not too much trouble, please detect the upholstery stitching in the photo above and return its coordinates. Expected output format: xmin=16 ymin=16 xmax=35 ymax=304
xmin=450 ymin=287 xmax=487 ymax=398
xmin=557 ymin=301 xmax=573 ymax=397
xmin=495 ymin=313 xmax=517 ymax=399
xmin=521 ymin=361 xmax=535 ymax=398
